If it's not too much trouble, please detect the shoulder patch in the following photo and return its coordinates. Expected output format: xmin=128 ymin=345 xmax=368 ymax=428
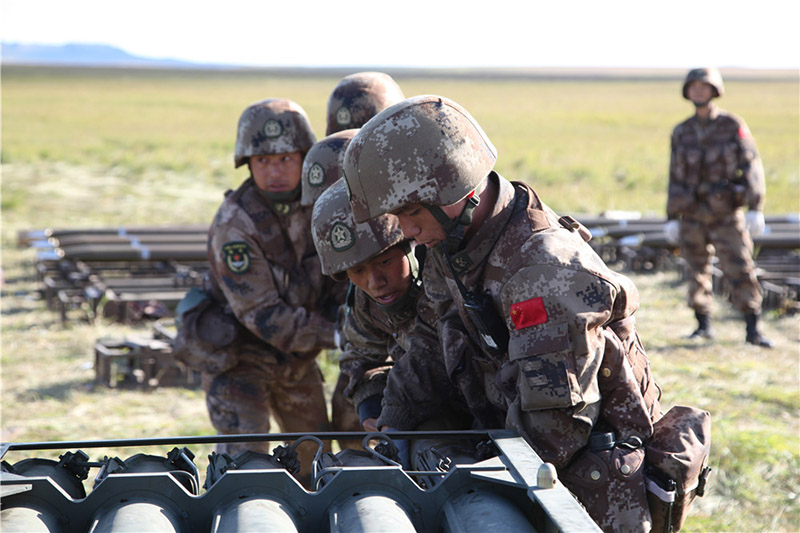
xmin=737 ymin=125 xmax=751 ymax=139
xmin=222 ymin=241 xmax=251 ymax=274
xmin=510 ymin=296 xmax=548 ymax=329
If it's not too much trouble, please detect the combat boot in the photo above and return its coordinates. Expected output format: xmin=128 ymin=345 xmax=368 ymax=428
xmin=745 ymin=312 xmax=774 ymax=348
xmin=687 ymin=311 xmax=714 ymax=339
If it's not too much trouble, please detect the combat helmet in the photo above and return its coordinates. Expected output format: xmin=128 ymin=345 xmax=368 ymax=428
xmin=326 ymin=72 xmax=405 ymax=135
xmin=234 ymin=98 xmax=316 ymax=168
xmin=342 ymin=95 xmax=497 ymax=224
xmin=682 ymin=68 xmax=725 ymax=99
xmin=300 ymin=129 xmax=358 ymax=207
xmin=312 ymin=178 xmax=405 ymax=280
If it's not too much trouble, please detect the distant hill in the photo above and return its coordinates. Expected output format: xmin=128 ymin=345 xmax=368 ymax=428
xmin=2 ymin=43 xmax=795 ymax=81
xmin=1 ymin=42 xmax=199 ymax=68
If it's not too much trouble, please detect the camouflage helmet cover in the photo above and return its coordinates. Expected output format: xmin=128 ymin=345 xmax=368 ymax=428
xmin=234 ymin=98 xmax=316 ymax=168
xmin=682 ymin=68 xmax=725 ymax=99
xmin=312 ymin=178 xmax=405 ymax=279
xmin=343 ymin=94 xmax=497 ymax=223
xmin=326 ymin=72 xmax=405 ymax=136
xmin=300 ymin=129 xmax=358 ymax=207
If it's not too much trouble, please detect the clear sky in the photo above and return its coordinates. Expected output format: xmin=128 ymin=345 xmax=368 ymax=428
xmin=2 ymin=0 xmax=798 ymax=69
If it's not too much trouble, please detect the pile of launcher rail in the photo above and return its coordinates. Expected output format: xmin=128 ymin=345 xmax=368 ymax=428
xmin=17 ymin=224 xmax=210 ymax=389
xmin=18 ymin=224 xmax=209 ymax=325
xmin=17 ymin=213 xmax=800 ymax=322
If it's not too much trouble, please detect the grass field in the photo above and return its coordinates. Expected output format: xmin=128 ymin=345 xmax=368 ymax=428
xmin=2 ymin=66 xmax=798 ymax=226
xmin=1 ymin=66 xmax=799 ymax=531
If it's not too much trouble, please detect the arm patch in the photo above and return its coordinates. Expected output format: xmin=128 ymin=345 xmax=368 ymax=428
xmin=222 ymin=241 xmax=251 ymax=274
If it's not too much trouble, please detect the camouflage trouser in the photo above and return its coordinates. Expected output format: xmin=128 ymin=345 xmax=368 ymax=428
xmin=202 ymin=343 xmax=331 ymax=484
xmin=331 ymin=372 xmax=363 ymax=450
xmin=679 ymin=210 xmax=762 ymax=315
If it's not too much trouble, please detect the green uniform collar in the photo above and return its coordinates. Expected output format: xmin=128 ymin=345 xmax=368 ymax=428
xmin=256 ymin=180 xmax=301 ymax=214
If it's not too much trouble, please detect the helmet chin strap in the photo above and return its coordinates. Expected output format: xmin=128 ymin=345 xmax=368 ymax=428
xmin=425 ymin=191 xmax=480 ymax=254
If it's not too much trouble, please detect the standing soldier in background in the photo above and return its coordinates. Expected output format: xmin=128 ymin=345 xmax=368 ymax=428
xmin=664 ymin=68 xmax=773 ymax=347
xmin=175 ymin=98 xmax=340 ymax=486
xmin=325 ymin=71 xmax=405 ymax=135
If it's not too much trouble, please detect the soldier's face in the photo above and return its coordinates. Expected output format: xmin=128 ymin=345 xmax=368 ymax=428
xmin=249 ymin=152 xmax=303 ymax=192
xmin=346 ymin=245 xmax=412 ymax=305
xmin=687 ymin=81 xmax=714 ymax=107
xmin=394 ymin=201 xmax=465 ymax=248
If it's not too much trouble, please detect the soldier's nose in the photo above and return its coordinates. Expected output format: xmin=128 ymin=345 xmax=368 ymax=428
xmin=397 ymin=216 xmax=418 ymax=239
xmin=368 ymin=272 xmax=386 ymax=290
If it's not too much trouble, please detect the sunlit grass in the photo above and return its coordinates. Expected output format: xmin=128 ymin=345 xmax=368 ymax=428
xmin=3 ymin=67 xmax=798 ymax=229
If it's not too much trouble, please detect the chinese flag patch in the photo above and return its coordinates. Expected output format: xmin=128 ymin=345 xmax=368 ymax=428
xmin=737 ymin=125 xmax=751 ymax=139
xmin=510 ymin=297 xmax=548 ymax=329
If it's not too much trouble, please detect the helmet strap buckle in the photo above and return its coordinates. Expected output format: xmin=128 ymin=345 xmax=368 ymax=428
xmin=425 ymin=192 xmax=480 ymax=254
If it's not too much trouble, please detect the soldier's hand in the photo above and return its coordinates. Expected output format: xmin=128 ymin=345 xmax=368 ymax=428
xmin=362 ymin=418 xmax=379 ymax=432
xmin=745 ymin=210 xmax=765 ymax=237
xmin=664 ymin=220 xmax=681 ymax=246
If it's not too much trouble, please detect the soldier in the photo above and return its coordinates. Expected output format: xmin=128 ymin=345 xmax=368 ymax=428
xmin=300 ymin=130 xmax=362 ymax=446
xmin=325 ymin=71 xmax=405 ymax=135
xmin=311 ymin=178 xmax=467 ymax=434
xmin=197 ymin=98 xmax=342 ymax=484
xmin=664 ymin=68 xmax=772 ymax=347
xmin=340 ymin=95 xmax=708 ymax=531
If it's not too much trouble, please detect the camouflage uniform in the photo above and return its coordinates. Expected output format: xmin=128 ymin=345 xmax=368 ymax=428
xmin=668 ymin=106 xmax=765 ymax=316
xmin=380 ymin=172 xmax=661 ymax=443
xmin=668 ymin=68 xmax=772 ymax=347
xmin=343 ymin=96 xmax=668 ymax=531
xmin=205 ymin=177 xmax=342 ymax=454
xmin=339 ymin=284 xmax=424 ymax=419
xmin=369 ymin=174 xmax=666 ymax=530
xmin=202 ymin=99 xmax=345 ymax=484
